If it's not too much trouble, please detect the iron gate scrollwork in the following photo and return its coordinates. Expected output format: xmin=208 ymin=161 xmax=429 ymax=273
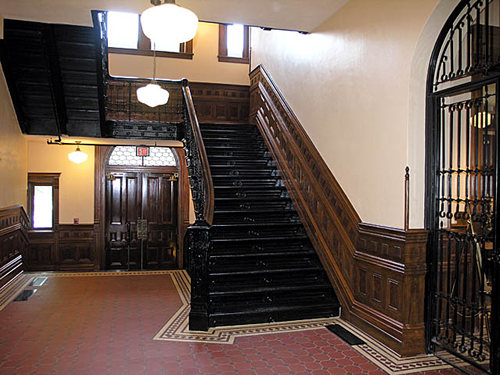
xmin=426 ymin=1 xmax=500 ymax=373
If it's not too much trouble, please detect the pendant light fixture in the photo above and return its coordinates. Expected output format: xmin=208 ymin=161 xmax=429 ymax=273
xmin=141 ymin=0 xmax=198 ymax=46
xmin=136 ymin=43 xmax=170 ymax=108
xmin=68 ymin=142 xmax=88 ymax=164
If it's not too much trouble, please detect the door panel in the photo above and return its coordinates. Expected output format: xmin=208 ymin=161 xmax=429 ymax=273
xmin=106 ymin=173 xmax=142 ymax=269
xmin=105 ymin=170 xmax=177 ymax=270
xmin=143 ymin=173 xmax=177 ymax=269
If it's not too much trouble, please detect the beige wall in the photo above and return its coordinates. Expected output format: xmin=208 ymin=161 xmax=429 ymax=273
xmin=109 ymin=22 xmax=250 ymax=85
xmin=27 ymin=138 xmax=95 ymax=224
xmin=0 ymin=66 xmax=27 ymax=209
xmin=251 ymin=0 xmax=440 ymax=228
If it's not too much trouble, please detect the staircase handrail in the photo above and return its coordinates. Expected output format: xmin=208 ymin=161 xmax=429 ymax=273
xmin=182 ymin=83 xmax=214 ymax=226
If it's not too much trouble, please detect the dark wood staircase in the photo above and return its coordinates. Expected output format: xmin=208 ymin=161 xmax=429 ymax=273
xmin=0 ymin=19 xmax=102 ymax=137
xmin=200 ymin=123 xmax=340 ymax=327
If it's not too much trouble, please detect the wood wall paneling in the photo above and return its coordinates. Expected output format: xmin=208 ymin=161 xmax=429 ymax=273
xmin=27 ymin=225 xmax=97 ymax=271
xmin=249 ymin=65 xmax=428 ymax=357
xmin=0 ymin=206 xmax=28 ymax=291
xmin=189 ymin=82 xmax=250 ymax=124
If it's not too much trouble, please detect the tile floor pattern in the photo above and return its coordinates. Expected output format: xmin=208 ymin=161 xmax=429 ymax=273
xmin=0 ymin=271 xmax=473 ymax=374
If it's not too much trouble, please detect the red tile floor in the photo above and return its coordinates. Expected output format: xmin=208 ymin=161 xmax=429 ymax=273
xmin=0 ymin=272 xmax=466 ymax=374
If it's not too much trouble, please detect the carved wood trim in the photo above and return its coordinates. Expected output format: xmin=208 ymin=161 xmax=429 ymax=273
xmin=0 ymin=205 xmax=28 ymax=291
xmin=189 ymin=82 xmax=250 ymax=124
xmin=249 ymin=65 xmax=428 ymax=356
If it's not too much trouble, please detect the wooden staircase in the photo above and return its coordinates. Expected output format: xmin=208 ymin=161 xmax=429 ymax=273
xmin=200 ymin=123 xmax=340 ymax=327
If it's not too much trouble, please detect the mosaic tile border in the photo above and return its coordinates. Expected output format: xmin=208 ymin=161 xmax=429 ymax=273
xmin=2 ymin=270 xmax=481 ymax=374
xmin=154 ymin=270 xmax=339 ymax=344
xmin=33 ymin=270 xmax=181 ymax=277
xmin=156 ymin=271 xmax=479 ymax=374
xmin=0 ymin=273 xmax=34 ymax=312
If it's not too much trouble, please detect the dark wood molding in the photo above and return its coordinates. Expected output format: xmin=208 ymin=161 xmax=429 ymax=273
xmin=249 ymin=65 xmax=428 ymax=356
xmin=0 ymin=205 xmax=28 ymax=291
xmin=189 ymin=82 xmax=250 ymax=124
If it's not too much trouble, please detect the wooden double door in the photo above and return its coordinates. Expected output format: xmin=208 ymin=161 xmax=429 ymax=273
xmin=105 ymin=168 xmax=178 ymax=270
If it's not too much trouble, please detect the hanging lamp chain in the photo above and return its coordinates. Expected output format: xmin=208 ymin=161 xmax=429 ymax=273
xmin=152 ymin=42 xmax=157 ymax=82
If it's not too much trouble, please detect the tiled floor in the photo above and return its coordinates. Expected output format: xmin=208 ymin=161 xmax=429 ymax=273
xmin=0 ymin=271 xmax=470 ymax=374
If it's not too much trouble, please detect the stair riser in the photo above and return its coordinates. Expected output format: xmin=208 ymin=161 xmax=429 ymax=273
xmin=209 ymin=256 xmax=317 ymax=273
xmin=214 ymin=190 xmax=289 ymax=199
xmin=209 ymin=290 xmax=337 ymax=312
xmin=214 ymin=202 xmax=293 ymax=211
xmin=208 ymin=306 xmax=340 ymax=327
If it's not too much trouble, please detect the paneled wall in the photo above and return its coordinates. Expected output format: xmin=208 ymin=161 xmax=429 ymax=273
xmin=250 ymin=66 xmax=427 ymax=356
xmin=190 ymin=82 xmax=249 ymax=124
xmin=27 ymin=225 xmax=97 ymax=271
xmin=0 ymin=206 xmax=28 ymax=291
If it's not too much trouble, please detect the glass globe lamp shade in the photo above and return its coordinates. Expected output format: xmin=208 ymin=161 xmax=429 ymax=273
xmin=68 ymin=146 xmax=88 ymax=164
xmin=137 ymin=83 xmax=170 ymax=107
xmin=141 ymin=3 xmax=198 ymax=45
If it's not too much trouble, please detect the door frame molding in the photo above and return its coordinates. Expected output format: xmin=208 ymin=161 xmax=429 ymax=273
xmin=94 ymin=146 xmax=190 ymax=270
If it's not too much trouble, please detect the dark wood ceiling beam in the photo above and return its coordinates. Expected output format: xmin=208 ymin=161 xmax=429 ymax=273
xmin=44 ymin=25 xmax=68 ymax=135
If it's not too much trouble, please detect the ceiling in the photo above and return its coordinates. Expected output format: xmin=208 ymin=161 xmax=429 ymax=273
xmin=0 ymin=0 xmax=349 ymax=33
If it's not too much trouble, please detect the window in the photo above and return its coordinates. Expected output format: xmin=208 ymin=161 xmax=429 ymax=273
xmin=106 ymin=10 xmax=193 ymax=59
xmin=218 ymin=24 xmax=249 ymax=64
xmin=27 ymin=173 xmax=60 ymax=230
xmin=108 ymin=146 xmax=177 ymax=167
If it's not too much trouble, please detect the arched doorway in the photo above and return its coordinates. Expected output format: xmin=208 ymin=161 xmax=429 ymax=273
xmin=104 ymin=146 xmax=180 ymax=270
xmin=426 ymin=1 xmax=500 ymax=372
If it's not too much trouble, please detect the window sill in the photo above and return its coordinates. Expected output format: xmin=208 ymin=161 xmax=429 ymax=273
xmin=218 ymin=55 xmax=249 ymax=64
xmin=109 ymin=47 xmax=194 ymax=60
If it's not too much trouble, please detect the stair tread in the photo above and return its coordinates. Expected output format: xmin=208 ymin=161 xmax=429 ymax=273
xmin=210 ymin=250 xmax=315 ymax=259
xmin=210 ymin=266 xmax=319 ymax=276
xmin=214 ymin=197 xmax=290 ymax=201
xmin=210 ymin=303 xmax=339 ymax=316
xmin=214 ymin=208 xmax=297 ymax=213
xmin=211 ymin=235 xmax=308 ymax=243
xmin=210 ymin=283 xmax=332 ymax=296
xmin=212 ymin=221 xmax=301 ymax=227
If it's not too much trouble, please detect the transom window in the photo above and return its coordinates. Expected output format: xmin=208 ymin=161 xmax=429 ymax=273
xmin=108 ymin=146 xmax=176 ymax=167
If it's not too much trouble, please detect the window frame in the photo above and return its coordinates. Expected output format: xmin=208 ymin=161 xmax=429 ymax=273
xmin=27 ymin=173 xmax=60 ymax=231
xmin=107 ymin=12 xmax=194 ymax=60
xmin=218 ymin=24 xmax=250 ymax=64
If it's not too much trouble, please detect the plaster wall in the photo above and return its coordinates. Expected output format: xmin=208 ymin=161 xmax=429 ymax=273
xmin=0 ymin=66 xmax=27 ymax=209
xmin=251 ymin=0 xmax=441 ymax=228
xmin=109 ymin=22 xmax=249 ymax=85
xmin=27 ymin=139 xmax=95 ymax=224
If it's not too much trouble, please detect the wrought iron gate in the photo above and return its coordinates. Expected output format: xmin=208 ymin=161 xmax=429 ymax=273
xmin=426 ymin=1 xmax=500 ymax=373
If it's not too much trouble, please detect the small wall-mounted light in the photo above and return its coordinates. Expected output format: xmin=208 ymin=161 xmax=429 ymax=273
xmin=68 ymin=142 xmax=88 ymax=164
xmin=471 ymin=111 xmax=493 ymax=128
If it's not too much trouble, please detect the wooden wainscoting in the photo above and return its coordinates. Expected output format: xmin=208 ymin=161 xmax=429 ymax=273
xmin=354 ymin=224 xmax=427 ymax=356
xmin=249 ymin=65 xmax=428 ymax=356
xmin=190 ymin=82 xmax=250 ymax=124
xmin=27 ymin=225 xmax=97 ymax=271
xmin=0 ymin=206 xmax=28 ymax=291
